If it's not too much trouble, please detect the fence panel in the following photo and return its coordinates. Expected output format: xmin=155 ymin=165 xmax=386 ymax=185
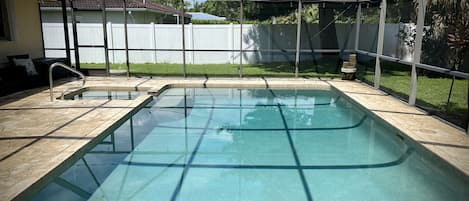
xmin=43 ymin=23 xmax=406 ymax=65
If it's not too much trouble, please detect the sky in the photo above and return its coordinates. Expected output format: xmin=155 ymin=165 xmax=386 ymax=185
xmin=189 ymin=0 xmax=206 ymax=4
xmin=185 ymin=0 xmax=205 ymax=8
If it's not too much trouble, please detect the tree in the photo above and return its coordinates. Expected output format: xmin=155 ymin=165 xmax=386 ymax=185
xmin=386 ymin=0 xmax=416 ymax=23
xmin=422 ymin=0 xmax=469 ymax=71
xmin=267 ymin=5 xmax=319 ymax=24
xmin=188 ymin=0 xmax=263 ymax=21
xmin=150 ymin=0 xmax=189 ymax=10
xmin=188 ymin=1 xmax=297 ymax=23
xmin=189 ymin=1 xmax=242 ymax=21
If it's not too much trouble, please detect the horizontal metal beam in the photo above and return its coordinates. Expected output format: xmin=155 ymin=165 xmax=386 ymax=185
xmin=47 ymin=45 xmax=469 ymax=79
xmin=356 ymin=50 xmax=469 ymax=80
xmin=45 ymin=47 xmax=353 ymax=53
xmin=378 ymin=54 xmax=413 ymax=66
xmin=104 ymin=48 xmax=348 ymax=53
xmin=357 ymin=50 xmax=409 ymax=64
xmin=416 ymin=63 xmax=469 ymax=79
xmin=77 ymin=45 xmax=105 ymax=48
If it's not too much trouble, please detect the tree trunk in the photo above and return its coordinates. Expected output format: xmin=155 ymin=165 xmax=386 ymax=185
xmin=460 ymin=52 xmax=469 ymax=73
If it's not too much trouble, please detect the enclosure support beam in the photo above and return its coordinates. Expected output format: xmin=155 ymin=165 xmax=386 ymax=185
xmin=409 ymin=0 xmax=426 ymax=105
xmin=61 ymin=0 xmax=71 ymax=65
xmin=374 ymin=0 xmax=386 ymax=88
xmin=70 ymin=0 xmax=80 ymax=71
xmin=354 ymin=3 xmax=361 ymax=51
xmin=181 ymin=1 xmax=187 ymax=78
xmin=102 ymin=0 xmax=110 ymax=76
xmin=123 ymin=0 xmax=130 ymax=77
xmin=294 ymin=0 xmax=302 ymax=78
xmin=239 ymin=0 xmax=244 ymax=78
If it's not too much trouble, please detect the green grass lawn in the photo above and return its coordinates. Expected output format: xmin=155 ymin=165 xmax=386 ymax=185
xmin=82 ymin=61 xmax=468 ymax=128
xmin=358 ymin=62 xmax=468 ymax=128
xmin=81 ymin=63 xmax=340 ymax=78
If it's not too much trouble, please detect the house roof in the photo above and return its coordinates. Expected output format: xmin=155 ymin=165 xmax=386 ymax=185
xmin=188 ymin=12 xmax=226 ymax=21
xmin=40 ymin=0 xmax=191 ymax=17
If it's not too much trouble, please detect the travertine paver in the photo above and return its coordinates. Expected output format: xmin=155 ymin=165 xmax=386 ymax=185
xmin=0 ymin=76 xmax=467 ymax=201
xmin=0 ymin=77 xmax=153 ymax=201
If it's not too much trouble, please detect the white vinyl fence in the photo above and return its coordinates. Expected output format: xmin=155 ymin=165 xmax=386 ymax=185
xmin=43 ymin=23 xmax=413 ymax=64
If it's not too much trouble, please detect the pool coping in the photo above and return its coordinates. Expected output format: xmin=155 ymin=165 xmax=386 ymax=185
xmin=61 ymin=86 xmax=151 ymax=100
xmin=0 ymin=77 xmax=467 ymax=201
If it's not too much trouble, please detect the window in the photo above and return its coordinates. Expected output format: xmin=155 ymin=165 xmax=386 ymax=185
xmin=0 ymin=0 xmax=11 ymax=40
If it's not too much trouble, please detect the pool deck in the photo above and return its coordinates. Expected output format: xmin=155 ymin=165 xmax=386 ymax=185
xmin=0 ymin=77 xmax=467 ymax=200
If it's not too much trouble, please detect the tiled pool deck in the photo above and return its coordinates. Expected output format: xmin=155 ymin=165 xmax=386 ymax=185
xmin=0 ymin=77 xmax=467 ymax=200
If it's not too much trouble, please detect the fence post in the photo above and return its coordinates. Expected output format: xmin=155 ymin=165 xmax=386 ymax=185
xmin=70 ymin=0 xmax=80 ymax=70
xmin=228 ymin=23 xmax=233 ymax=64
xmin=239 ymin=0 xmax=244 ymax=78
xmin=189 ymin=23 xmax=194 ymax=64
xmin=268 ymin=24 xmax=272 ymax=63
xmin=409 ymin=0 xmax=426 ymax=105
xmin=102 ymin=0 xmax=110 ymax=76
xmin=294 ymin=0 xmax=302 ymax=78
xmin=374 ymin=0 xmax=386 ymax=88
xmin=60 ymin=0 xmax=71 ymax=65
xmin=123 ymin=0 xmax=130 ymax=77
xmin=108 ymin=22 xmax=115 ymax=64
xmin=151 ymin=22 xmax=156 ymax=64
xmin=354 ymin=3 xmax=361 ymax=51
xmin=181 ymin=7 xmax=187 ymax=77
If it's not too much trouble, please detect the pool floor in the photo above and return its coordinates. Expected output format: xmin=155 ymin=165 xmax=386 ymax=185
xmin=31 ymin=88 xmax=468 ymax=201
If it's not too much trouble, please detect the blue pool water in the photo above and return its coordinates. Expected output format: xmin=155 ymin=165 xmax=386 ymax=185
xmin=31 ymin=88 xmax=468 ymax=201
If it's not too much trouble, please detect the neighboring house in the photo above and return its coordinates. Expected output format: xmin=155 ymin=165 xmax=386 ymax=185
xmin=0 ymin=0 xmax=43 ymax=63
xmin=40 ymin=0 xmax=191 ymax=24
xmin=188 ymin=12 xmax=226 ymax=21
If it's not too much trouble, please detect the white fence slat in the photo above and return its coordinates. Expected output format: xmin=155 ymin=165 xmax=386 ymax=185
xmin=42 ymin=23 xmax=409 ymax=64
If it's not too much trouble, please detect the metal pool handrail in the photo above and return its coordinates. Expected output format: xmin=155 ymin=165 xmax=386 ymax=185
xmin=49 ymin=62 xmax=86 ymax=101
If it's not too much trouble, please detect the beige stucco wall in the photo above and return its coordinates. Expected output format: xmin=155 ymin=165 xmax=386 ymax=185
xmin=0 ymin=0 xmax=43 ymax=63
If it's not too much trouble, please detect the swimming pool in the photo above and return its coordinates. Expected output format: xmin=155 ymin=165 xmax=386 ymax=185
xmin=63 ymin=89 xmax=146 ymax=100
xmin=30 ymin=88 xmax=468 ymax=201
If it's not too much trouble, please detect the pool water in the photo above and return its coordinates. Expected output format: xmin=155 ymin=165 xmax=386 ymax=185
xmin=31 ymin=88 xmax=468 ymax=201
xmin=65 ymin=90 xmax=146 ymax=100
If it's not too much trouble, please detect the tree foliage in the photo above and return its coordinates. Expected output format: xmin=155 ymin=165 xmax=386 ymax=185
xmin=386 ymin=0 xmax=416 ymax=23
xmin=188 ymin=1 xmax=364 ymax=24
xmin=367 ymin=0 xmax=468 ymax=71
xmin=190 ymin=1 xmax=243 ymax=21
xmin=150 ymin=0 xmax=188 ymax=10
xmin=422 ymin=0 xmax=469 ymax=70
